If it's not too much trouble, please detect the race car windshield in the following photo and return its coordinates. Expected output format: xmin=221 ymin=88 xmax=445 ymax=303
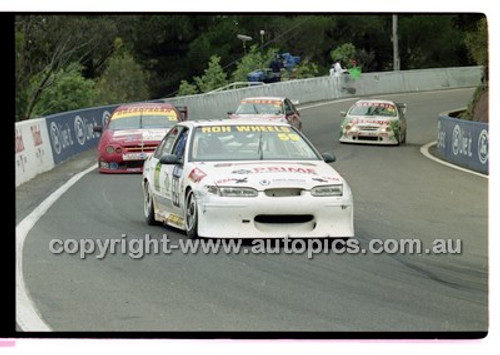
xmin=190 ymin=125 xmax=320 ymax=162
xmin=349 ymin=104 xmax=397 ymax=117
xmin=235 ymin=102 xmax=283 ymax=115
xmin=108 ymin=114 xmax=178 ymax=130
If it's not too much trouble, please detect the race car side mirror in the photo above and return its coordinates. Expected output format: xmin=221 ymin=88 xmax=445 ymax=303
xmin=321 ymin=152 xmax=336 ymax=163
xmin=396 ymin=103 xmax=407 ymax=114
xmin=160 ymin=154 xmax=182 ymax=165
xmin=340 ymin=111 xmax=346 ymax=117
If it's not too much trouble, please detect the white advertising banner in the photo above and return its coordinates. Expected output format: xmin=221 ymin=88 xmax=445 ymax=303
xmin=15 ymin=118 xmax=55 ymax=187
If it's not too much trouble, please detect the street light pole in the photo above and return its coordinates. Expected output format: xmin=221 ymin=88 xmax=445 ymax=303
xmin=237 ymin=34 xmax=253 ymax=55
xmin=259 ymin=30 xmax=265 ymax=52
xmin=392 ymin=14 xmax=400 ymax=71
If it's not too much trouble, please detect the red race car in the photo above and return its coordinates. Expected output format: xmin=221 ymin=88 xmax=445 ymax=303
xmin=94 ymin=102 xmax=187 ymax=173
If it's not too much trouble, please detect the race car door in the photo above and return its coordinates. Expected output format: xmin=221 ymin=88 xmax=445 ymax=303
xmin=161 ymin=127 xmax=189 ymax=228
xmin=151 ymin=126 xmax=182 ymax=213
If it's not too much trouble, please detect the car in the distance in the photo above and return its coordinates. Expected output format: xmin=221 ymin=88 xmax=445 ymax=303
xmin=142 ymin=119 xmax=354 ymax=239
xmin=339 ymin=99 xmax=407 ymax=145
xmin=227 ymin=97 xmax=302 ymax=131
xmin=94 ymin=102 xmax=187 ymax=173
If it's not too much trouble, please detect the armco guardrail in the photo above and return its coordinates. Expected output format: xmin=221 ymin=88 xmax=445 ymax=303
xmin=15 ymin=66 xmax=482 ymax=186
xmin=436 ymin=113 xmax=488 ymax=175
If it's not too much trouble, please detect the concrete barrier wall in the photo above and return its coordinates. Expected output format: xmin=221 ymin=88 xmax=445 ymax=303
xmin=15 ymin=66 xmax=483 ymax=186
xmin=45 ymin=105 xmax=119 ymax=165
xmin=15 ymin=118 xmax=55 ymax=187
xmin=163 ymin=66 xmax=483 ymax=120
xmin=436 ymin=113 xmax=489 ymax=175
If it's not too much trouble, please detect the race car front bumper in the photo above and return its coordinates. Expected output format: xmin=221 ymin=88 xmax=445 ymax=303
xmin=339 ymin=131 xmax=398 ymax=145
xmin=195 ymin=190 xmax=354 ymax=239
xmin=98 ymin=152 xmax=153 ymax=173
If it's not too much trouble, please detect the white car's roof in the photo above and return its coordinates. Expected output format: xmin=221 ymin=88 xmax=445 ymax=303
xmin=354 ymin=99 xmax=397 ymax=105
xmin=178 ymin=118 xmax=292 ymax=128
xmin=240 ymin=97 xmax=286 ymax=102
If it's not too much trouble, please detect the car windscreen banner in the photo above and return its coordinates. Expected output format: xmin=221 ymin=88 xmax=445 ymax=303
xmin=45 ymin=105 xmax=119 ymax=165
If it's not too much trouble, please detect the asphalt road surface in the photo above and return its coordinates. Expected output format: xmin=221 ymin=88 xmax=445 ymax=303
xmin=19 ymin=88 xmax=487 ymax=332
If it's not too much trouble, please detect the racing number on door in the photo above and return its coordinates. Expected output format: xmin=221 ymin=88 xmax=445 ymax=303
xmin=171 ymin=165 xmax=183 ymax=208
xmin=154 ymin=162 xmax=162 ymax=191
xmin=172 ymin=178 xmax=180 ymax=207
xmin=170 ymin=128 xmax=188 ymax=208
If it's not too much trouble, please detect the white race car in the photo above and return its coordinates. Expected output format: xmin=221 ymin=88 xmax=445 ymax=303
xmin=142 ymin=119 xmax=354 ymax=239
xmin=339 ymin=99 xmax=407 ymax=145
xmin=227 ymin=97 xmax=303 ymax=131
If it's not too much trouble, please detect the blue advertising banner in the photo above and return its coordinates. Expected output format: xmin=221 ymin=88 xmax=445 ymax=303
xmin=436 ymin=115 xmax=488 ymax=175
xmin=45 ymin=105 xmax=119 ymax=165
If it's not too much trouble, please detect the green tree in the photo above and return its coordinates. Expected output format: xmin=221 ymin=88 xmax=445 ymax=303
xmin=286 ymin=59 xmax=319 ymax=79
xmin=459 ymin=16 xmax=488 ymax=121
xmin=193 ymin=55 xmax=228 ymax=93
xmin=231 ymin=45 xmax=276 ymax=82
xmin=95 ymin=45 xmax=151 ymax=105
xmin=15 ymin=14 xmax=486 ymax=108
xmin=330 ymin=43 xmax=357 ymax=68
xmin=399 ymin=15 xmax=467 ymax=69
xmin=15 ymin=15 xmax=118 ymax=120
xmin=464 ymin=17 xmax=488 ymax=67
xmin=29 ymin=63 xmax=98 ymax=118
xmin=177 ymin=80 xmax=198 ymax=96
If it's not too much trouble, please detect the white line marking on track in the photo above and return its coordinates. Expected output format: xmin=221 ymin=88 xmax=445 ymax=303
xmin=16 ymin=164 xmax=98 ymax=331
xmin=420 ymin=141 xmax=488 ymax=179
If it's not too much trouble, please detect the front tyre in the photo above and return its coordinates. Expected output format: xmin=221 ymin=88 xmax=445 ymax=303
xmin=395 ymin=129 xmax=402 ymax=146
xmin=185 ymin=189 xmax=199 ymax=239
xmin=143 ymin=181 xmax=158 ymax=225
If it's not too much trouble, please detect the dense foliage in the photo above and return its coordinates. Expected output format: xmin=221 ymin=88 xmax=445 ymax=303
xmin=15 ymin=14 xmax=487 ymax=120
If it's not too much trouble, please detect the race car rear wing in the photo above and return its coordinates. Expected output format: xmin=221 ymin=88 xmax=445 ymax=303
xmin=175 ymin=105 xmax=188 ymax=121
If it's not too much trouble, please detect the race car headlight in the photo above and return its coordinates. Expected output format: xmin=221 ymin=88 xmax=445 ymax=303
xmin=382 ymin=126 xmax=392 ymax=133
xmin=345 ymin=124 xmax=358 ymax=132
xmin=311 ymin=184 xmax=343 ymax=197
xmin=106 ymin=145 xmax=124 ymax=154
xmin=207 ymin=186 xmax=258 ymax=197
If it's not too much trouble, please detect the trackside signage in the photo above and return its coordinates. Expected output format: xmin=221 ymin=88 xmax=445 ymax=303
xmin=15 ymin=118 xmax=55 ymax=187
xmin=436 ymin=114 xmax=488 ymax=175
xmin=45 ymin=105 xmax=118 ymax=164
